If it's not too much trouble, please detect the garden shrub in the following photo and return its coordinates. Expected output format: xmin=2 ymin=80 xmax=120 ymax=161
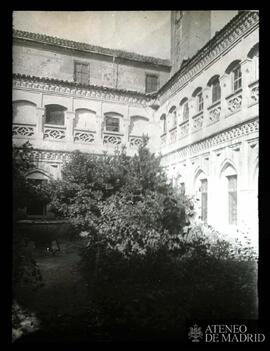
xmin=48 ymin=139 xmax=257 ymax=339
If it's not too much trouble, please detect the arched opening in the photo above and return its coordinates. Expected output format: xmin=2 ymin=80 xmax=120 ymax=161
xmin=26 ymin=170 xmax=50 ymax=217
xmin=207 ymin=75 xmax=221 ymax=103
xmin=219 ymin=162 xmax=238 ymax=225
xmin=160 ymin=113 xmax=167 ymax=135
xmin=104 ymin=112 xmax=123 ymax=133
xmin=179 ymin=97 xmax=189 ymax=122
xmin=168 ymin=106 xmax=177 ymax=130
xmin=192 ymin=87 xmax=204 ymax=113
xmin=13 ymin=100 xmax=37 ymax=125
xmin=247 ymin=43 xmax=259 ymax=81
xmin=225 ymin=60 xmax=242 ymax=93
xmin=45 ymin=104 xmax=67 ymax=126
xmin=194 ymin=169 xmax=208 ymax=223
xmin=129 ymin=116 xmax=149 ymax=136
xmin=74 ymin=109 xmax=96 ymax=130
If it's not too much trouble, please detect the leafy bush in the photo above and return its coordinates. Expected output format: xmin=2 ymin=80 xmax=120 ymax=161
xmin=48 ymin=140 xmax=257 ymax=339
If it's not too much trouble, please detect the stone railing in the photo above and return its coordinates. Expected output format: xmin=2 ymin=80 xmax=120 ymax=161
xmin=160 ymin=133 xmax=167 ymax=145
xmin=43 ymin=124 xmax=66 ymax=141
xmin=208 ymin=100 xmax=221 ymax=125
xmin=74 ymin=129 xmax=96 ymax=144
xmin=129 ymin=135 xmax=143 ymax=148
xmin=192 ymin=111 xmax=204 ymax=132
xmin=179 ymin=120 xmax=189 ymax=138
xmin=249 ymin=80 xmax=259 ymax=105
xmin=13 ymin=123 xmax=36 ymax=138
xmin=226 ymin=89 xmax=242 ymax=115
xmin=169 ymin=127 xmax=177 ymax=144
xmin=103 ymin=132 xmax=123 ymax=146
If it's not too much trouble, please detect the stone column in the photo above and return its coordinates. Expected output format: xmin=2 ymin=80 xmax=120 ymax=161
xmin=240 ymin=58 xmax=253 ymax=111
xmin=36 ymin=107 xmax=45 ymax=140
xmin=219 ymin=74 xmax=231 ymax=120
xmin=202 ymin=86 xmax=211 ymax=128
xmin=65 ymin=111 xmax=75 ymax=143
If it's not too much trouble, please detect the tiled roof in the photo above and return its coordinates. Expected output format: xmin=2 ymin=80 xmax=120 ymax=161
xmin=13 ymin=29 xmax=171 ymax=67
xmin=12 ymin=73 xmax=156 ymax=99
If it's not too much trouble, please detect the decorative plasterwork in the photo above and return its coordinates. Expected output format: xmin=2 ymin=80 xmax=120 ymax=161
xmin=162 ymin=118 xmax=259 ymax=164
xmin=158 ymin=11 xmax=259 ymax=104
xmin=13 ymin=74 xmax=151 ymax=107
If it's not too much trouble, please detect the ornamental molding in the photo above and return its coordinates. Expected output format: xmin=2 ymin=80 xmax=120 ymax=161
xmin=12 ymin=74 xmax=151 ymax=107
xmin=161 ymin=118 xmax=259 ymax=165
xmin=158 ymin=11 xmax=259 ymax=104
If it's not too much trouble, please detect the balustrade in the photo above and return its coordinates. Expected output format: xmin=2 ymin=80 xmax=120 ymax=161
xmin=129 ymin=135 xmax=143 ymax=148
xmin=192 ymin=112 xmax=204 ymax=132
xmin=43 ymin=124 xmax=66 ymax=141
xmin=74 ymin=129 xmax=96 ymax=144
xmin=103 ymin=132 xmax=123 ymax=146
xmin=208 ymin=101 xmax=221 ymax=125
xmin=169 ymin=127 xmax=177 ymax=144
xmin=226 ymin=89 xmax=242 ymax=114
xmin=249 ymin=80 xmax=259 ymax=105
xmin=13 ymin=123 xmax=36 ymax=138
xmin=179 ymin=120 xmax=189 ymax=138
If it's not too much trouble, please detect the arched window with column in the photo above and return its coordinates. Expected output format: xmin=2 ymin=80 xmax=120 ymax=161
xmin=168 ymin=106 xmax=177 ymax=130
xmin=13 ymin=100 xmax=37 ymax=138
xmin=225 ymin=60 xmax=242 ymax=93
xmin=45 ymin=104 xmax=66 ymax=126
xmin=160 ymin=113 xmax=167 ymax=135
xmin=207 ymin=75 xmax=221 ymax=104
xmin=219 ymin=162 xmax=238 ymax=225
xmin=104 ymin=112 xmax=122 ymax=133
xmin=192 ymin=87 xmax=204 ymax=114
xmin=194 ymin=169 xmax=208 ymax=223
xmin=179 ymin=97 xmax=189 ymax=122
xmin=247 ymin=43 xmax=259 ymax=82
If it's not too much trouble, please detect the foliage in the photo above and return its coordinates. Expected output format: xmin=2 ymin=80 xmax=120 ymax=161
xmin=12 ymin=301 xmax=40 ymax=342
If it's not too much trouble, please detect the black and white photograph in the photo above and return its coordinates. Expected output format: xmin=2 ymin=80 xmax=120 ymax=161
xmin=12 ymin=10 xmax=262 ymax=344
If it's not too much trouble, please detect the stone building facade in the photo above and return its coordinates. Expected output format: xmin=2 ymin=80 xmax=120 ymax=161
xmin=12 ymin=11 xmax=259 ymax=242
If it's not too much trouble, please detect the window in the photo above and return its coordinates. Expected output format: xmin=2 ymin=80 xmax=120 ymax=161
xmin=105 ymin=116 xmax=120 ymax=132
xmin=146 ymin=74 xmax=159 ymax=93
xmin=197 ymin=91 xmax=204 ymax=112
xmin=26 ymin=179 xmax=48 ymax=216
xmin=169 ymin=106 xmax=177 ymax=130
xmin=183 ymin=102 xmax=189 ymax=121
xmin=45 ymin=105 xmax=66 ymax=126
xmin=13 ymin=100 xmax=37 ymax=125
xmin=212 ymin=78 xmax=221 ymax=103
xmin=160 ymin=114 xmax=167 ymax=134
xmin=74 ymin=62 xmax=90 ymax=85
xmin=200 ymin=179 xmax=208 ymax=222
xmin=247 ymin=43 xmax=259 ymax=81
xmin=227 ymin=175 xmax=237 ymax=225
xmin=232 ymin=65 xmax=242 ymax=92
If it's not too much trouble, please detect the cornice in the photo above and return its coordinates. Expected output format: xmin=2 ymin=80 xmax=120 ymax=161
xmin=161 ymin=117 xmax=259 ymax=164
xmin=157 ymin=11 xmax=259 ymax=104
xmin=13 ymin=74 xmax=153 ymax=107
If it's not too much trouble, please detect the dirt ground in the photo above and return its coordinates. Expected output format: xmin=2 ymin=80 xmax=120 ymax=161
xmin=16 ymin=239 xmax=110 ymax=343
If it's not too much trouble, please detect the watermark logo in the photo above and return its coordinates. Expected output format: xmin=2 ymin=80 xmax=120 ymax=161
xmin=188 ymin=324 xmax=203 ymax=342
xmin=187 ymin=321 xmax=266 ymax=343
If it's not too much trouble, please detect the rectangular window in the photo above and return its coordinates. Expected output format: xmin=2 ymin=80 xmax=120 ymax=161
xmin=227 ymin=175 xmax=237 ymax=225
xmin=183 ymin=102 xmax=189 ymax=121
xmin=212 ymin=81 xmax=221 ymax=103
xmin=200 ymin=179 xmax=208 ymax=222
xmin=105 ymin=116 xmax=120 ymax=132
xmin=145 ymin=74 xmax=159 ymax=93
xmin=74 ymin=62 xmax=90 ymax=85
xmin=45 ymin=109 xmax=65 ymax=126
xmin=232 ymin=66 xmax=242 ymax=92
xmin=197 ymin=92 xmax=204 ymax=112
